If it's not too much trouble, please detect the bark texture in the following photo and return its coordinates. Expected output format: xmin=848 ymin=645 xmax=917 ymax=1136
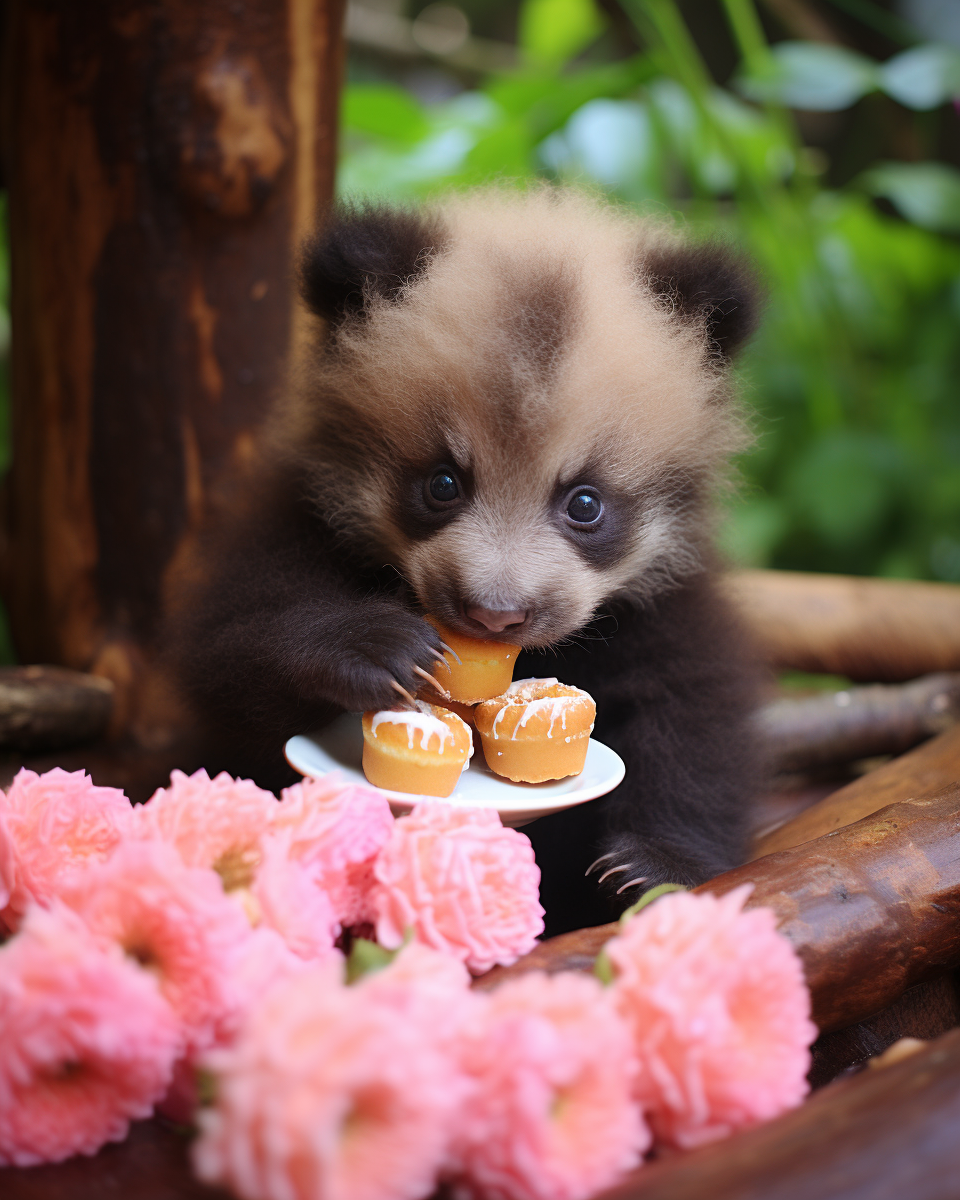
xmin=724 ymin=569 xmax=960 ymax=682
xmin=755 ymin=722 xmax=960 ymax=856
xmin=601 ymin=1025 xmax=960 ymax=1200
xmin=482 ymin=782 xmax=960 ymax=1034
xmin=0 ymin=0 xmax=344 ymax=749
xmin=0 ymin=666 xmax=113 ymax=750
xmin=757 ymin=672 xmax=960 ymax=774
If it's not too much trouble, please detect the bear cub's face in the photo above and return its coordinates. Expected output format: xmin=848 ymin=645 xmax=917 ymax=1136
xmin=295 ymin=193 xmax=757 ymax=650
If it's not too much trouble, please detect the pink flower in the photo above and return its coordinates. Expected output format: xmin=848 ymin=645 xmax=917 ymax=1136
xmin=136 ymin=770 xmax=338 ymax=960
xmin=0 ymin=903 xmax=179 ymax=1166
xmin=606 ymin=885 xmax=816 ymax=1149
xmin=247 ymin=834 xmax=338 ymax=960
xmin=0 ymin=768 xmax=131 ymax=929
xmin=134 ymin=768 xmax=277 ymax=880
xmin=359 ymin=940 xmax=476 ymax=1051
xmin=228 ymin=926 xmax=319 ymax=1011
xmin=277 ymin=775 xmax=395 ymax=927
xmin=62 ymin=840 xmax=252 ymax=1056
xmin=194 ymin=961 xmax=459 ymax=1200
xmin=157 ymin=928 xmax=323 ymax=1125
xmin=372 ymin=804 xmax=544 ymax=973
xmin=451 ymin=972 xmax=647 ymax=1200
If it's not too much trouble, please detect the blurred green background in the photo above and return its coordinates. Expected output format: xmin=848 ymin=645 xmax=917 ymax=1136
xmin=340 ymin=0 xmax=960 ymax=581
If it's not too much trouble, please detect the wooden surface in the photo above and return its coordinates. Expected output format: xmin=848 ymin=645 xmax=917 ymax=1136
xmin=707 ymin=786 xmax=960 ymax=1031
xmin=0 ymin=0 xmax=344 ymax=752
xmin=754 ymin=721 xmax=960 ymax=856
xmin=807 ymin=974 xmax=960 ymax=1088
xmin=0 ymin=666 xmax=113 ymax=751
xmin=756 ymin=673 xmax=960 ymax=774
xmin=484 ymin=784 xmax=960 ymax=1034
xmin=1 ymin=1119 xmax=228 ymax=1200
xmin=724 ymin=569 xmax=960 ymax=681
xmin=598 ymin=1026 xmax=960 ymax=1200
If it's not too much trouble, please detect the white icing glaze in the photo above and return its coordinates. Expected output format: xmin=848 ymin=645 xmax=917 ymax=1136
xmin=502 ymin=677 xmax=559 ymax=700
xmin=487 ymin=679 xmax=593 ymax=741
xmin=371 ymin=710 xmax=457 ymax=754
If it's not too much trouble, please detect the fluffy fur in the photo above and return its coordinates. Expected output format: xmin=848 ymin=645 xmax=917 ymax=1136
xmin=175 ymin=189 xmax=762 ymax=936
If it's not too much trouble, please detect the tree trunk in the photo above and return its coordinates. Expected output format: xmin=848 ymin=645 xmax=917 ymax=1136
xmin=0 ymin=0 xmax=344 ymax=751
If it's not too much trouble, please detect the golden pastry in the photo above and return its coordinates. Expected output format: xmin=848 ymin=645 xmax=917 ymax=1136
xmin=426 ymin=616 xmax=520 ymax=703
xmin=474 ymin=678 xmax=596 ymax=783
xmin=361 ymin=703 xmax=473 ymax=797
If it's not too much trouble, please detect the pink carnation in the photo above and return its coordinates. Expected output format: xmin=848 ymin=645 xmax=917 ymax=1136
xmin=359 ymin=940 xmax=476 ymax=1051
xmin=136 ymin=770 xmax=338 ymax=960
xmin=277 ymin=775 xmax=394 ymax=928
xmin=134 ymin=768 xmax=277 ymax=881
xmin=158 ymin=928 xmax=325 ymax=1125
xmin=450 ymin=971 xmax=647 ymax=1200
xmin=372 ymin=804 xmax=544 ymax=973
xmin=606 ymin=885 xmax=816 ymax=1149
xmin=0 ymin=903 xmax=179 ymax=1166
xmin=228 ymin=926 xmax=319 ymax=1011
xmin=247 ymin=833 xmax=338 ymax=960
xmin=0 ymin=768 xmax=131 ymax=929
xmin=62 ymin=839 xmax=252 ymax=1056
xmin=194 ymin=961 xmax=459 ymax=1200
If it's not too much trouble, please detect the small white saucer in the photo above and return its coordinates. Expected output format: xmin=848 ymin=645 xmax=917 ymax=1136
xmin=285 ymin=713 xmax=626 ymax=828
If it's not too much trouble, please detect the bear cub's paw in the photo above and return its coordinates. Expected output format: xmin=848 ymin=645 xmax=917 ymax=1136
xmin=329 ymin=602 xmax=446 ymax=713
xmin=590 ymin=833 xmax=712 ymax=910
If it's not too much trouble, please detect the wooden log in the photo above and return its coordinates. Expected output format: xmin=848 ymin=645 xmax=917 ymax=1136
xmin=807 ymin=974 xmax=960 ymax=1089
xmin=0 ymin=0 xmax=344 ymax=751
xmin=723 ymin=569 xmax=960 ymax=682
xmin=757 ymin=672 xmax=960 ymax=774
xmin=598 ymin=1025 xmax=960 ymax=1200
xmin=707 ymin=785 xmax=960 ymax=1032
xmin=754 ymin=721 xmax=960 ymax=856
xmin=0 ymin=1117 xmax=228 ymax=1200
xmin=0 ymin=665 xmax=113 ymax=751
xmin=482 ymin=784 xmax=960 ymax=1034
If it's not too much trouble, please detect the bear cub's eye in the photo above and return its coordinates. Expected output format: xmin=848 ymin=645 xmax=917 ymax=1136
xmin=566 ymin=489 xmax=603 ymax=527
xmin=426 ymin=470 xmax=461 ymax=507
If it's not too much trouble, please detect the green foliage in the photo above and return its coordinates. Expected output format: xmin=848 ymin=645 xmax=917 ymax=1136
xmin=345 ymin=936 xmax=398 ymax=983
xmin=738 ymin=39 xmax=960 ymax=112
xmin=518 ymin=0 xmax=604 ymax=65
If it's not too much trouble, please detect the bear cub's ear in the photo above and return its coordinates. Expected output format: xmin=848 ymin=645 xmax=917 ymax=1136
xmin=642 ymin=242 xmax=760 ymax=359
xmin=299 ymin=204 xmax=445 ymax=325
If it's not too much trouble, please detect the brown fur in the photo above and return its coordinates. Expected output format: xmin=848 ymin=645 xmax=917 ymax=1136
xmin=281 ymin=190 xmax=750 ymax=646
xmin=175 ymin=188 xmax=763 ymax=934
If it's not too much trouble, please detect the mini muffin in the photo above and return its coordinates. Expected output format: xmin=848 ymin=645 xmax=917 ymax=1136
xmin=417 ymin=690 xmax=478 ymax=728
xmin=474 ymin=678 xmax=596 ymax=784
xmin=426 ymin=617 xmax=520 ymax=704
xmin=361 ymin=703 xmax=473 ymax=797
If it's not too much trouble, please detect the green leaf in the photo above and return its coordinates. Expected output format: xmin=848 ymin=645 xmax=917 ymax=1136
xmin=861 ymin=162 xmax=960 ymax=233
xmin=879 ymin=43 xmax=960 ymax=111
xmin=594 ymin=946 xmax=614 ymax=985
xmin=345 ymin=937 xmax=397 ymax=984
xmin=518 ymin=0 xmax=605 ymax=66
xmin=784 ymin=432 xmax=903 ymax=547
xmin=342 ymin=85 xmax=430 ymax=145
xmin=619 ymin=883 xmax=688 ymax=923
xmin=739 ymin=41 xmax=878 ymax=111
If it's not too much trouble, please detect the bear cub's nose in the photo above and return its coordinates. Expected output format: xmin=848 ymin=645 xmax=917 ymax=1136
xmin=464 ymin=606 xmax=529 ymax=634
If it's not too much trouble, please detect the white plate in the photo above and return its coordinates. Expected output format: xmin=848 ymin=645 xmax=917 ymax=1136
xmin=285 ymin=713 xmax=625 ymax=828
